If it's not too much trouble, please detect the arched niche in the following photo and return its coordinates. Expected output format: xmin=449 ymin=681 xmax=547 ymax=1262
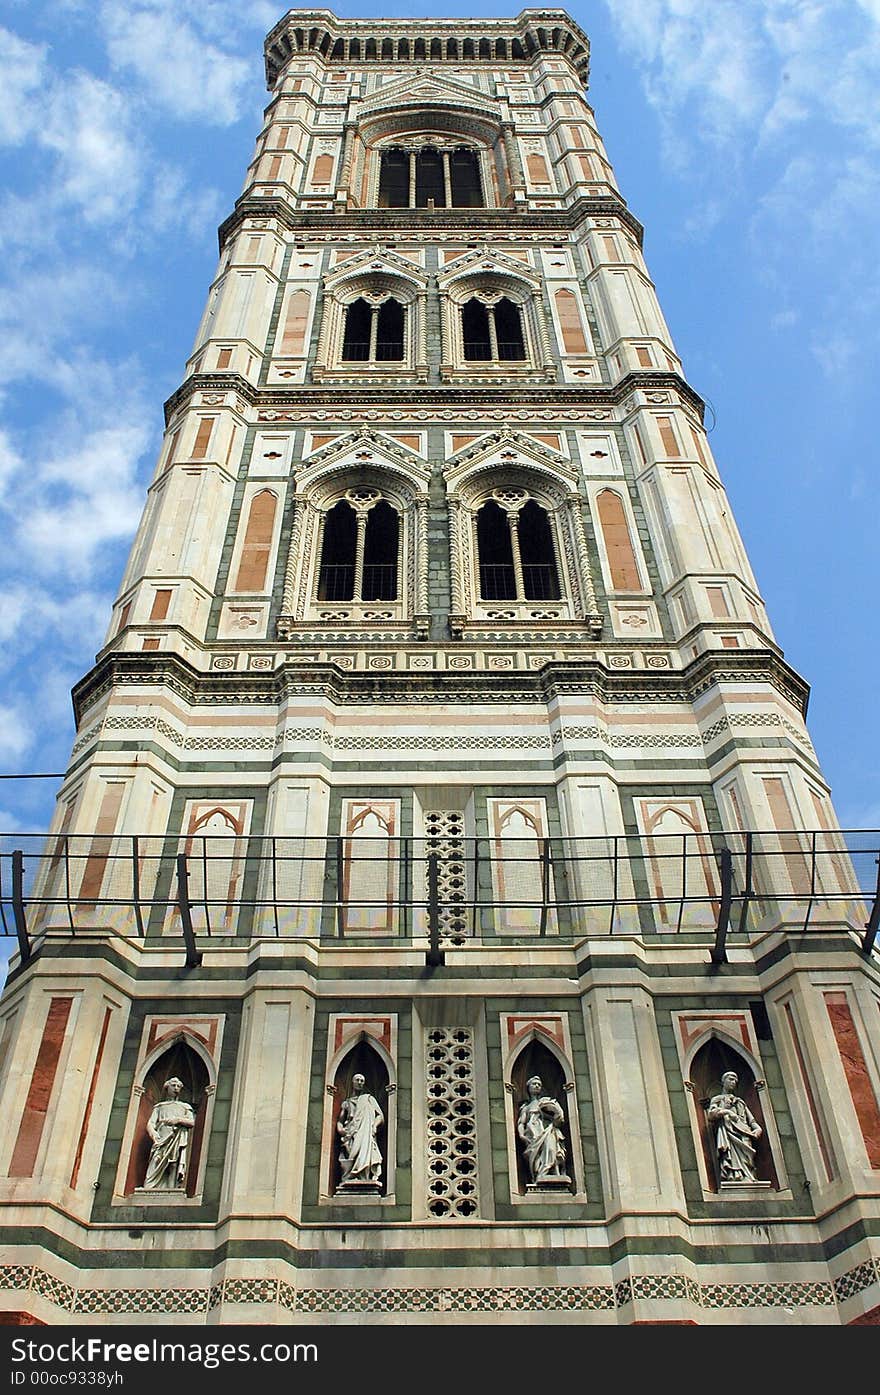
xmin=688 ymin=1035 xmax=778 ymax=1191
xmin=124 ymin=1036 xmax=212 ymax=1198
xmin=509 ymin=1036 xmax=574 ymax=1194
xmin=329 ymin=1037 xmax=391 ymax=1197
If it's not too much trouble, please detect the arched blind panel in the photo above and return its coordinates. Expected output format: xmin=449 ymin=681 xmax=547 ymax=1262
xmin=596 ymin=489 xmax=641 ymax=591
xmin=235 ymin=491 xmax=277 ymax=591
xmin=555 ymin=288 xmax=588 ymax=355
xmin=280 ymin=289 xmax=310 ymax=356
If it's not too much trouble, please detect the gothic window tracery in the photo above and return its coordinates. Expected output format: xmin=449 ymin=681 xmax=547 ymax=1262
xmin=341 ymin=296 xmax=405 ymax=362
xmin=278 ymin=454 xmax=431 ymax=637
xmin=462 ymin=296 xmax=525 ymax=362
xmin=475 ymin=489 xmax=561 ymax=604
xmin=439 ymin=265 xmax=550 ymax=377
xmin=377 ymin=143 xmax=484 ymax=208
xmin=446 ymin=458 xmax=601 ymax=631
xmin=476 ymin=494 xmax=560 ymax=601
xmin=316 ymin=266 xmax=425 ymax=379
xmin=317 ymin=490 xmax=400 ymax=603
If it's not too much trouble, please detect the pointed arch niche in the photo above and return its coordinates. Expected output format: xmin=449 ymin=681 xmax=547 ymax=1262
xmin=675 ymin=1013 xmax=788 ymax=1198
xmin=114 ymin=1016 xmax=224 ymax=1205
xmin=319 ymin=1015 xmax=398 ymax=1204
xmin=500 ymin=1014 xmax=587 ymax=1204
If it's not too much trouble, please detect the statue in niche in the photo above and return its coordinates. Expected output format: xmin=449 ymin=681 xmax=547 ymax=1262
xmin=517 ymin=1074 xmax=570 ymax=1188
xmin=707 ymin=1070 xmax=763 ymax=1185
xmin=143 ymin=1077 xmax=196 ymax=1190
xmin=337 ymin=1073 xmax=384 ymax=1191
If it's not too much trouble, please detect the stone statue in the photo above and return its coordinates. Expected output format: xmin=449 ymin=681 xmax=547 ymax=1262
xmin=707 ymin=1070 xmax=763 ymax=1184
xmin=143 ymin=1076 xmax=196 ymax=1190
xmin=337 ymin=1072 xmax=384 ymax=1190
xmin=517 ymin=1074 xmax=569 ymax=1187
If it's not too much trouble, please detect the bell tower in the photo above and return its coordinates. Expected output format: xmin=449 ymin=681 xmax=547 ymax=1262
xmin=1 ymin=9 xmax=879 ymax=1327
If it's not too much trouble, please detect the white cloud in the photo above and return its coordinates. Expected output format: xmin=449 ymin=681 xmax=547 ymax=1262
xmin=99 ymin=1 xmax=254 ymax=125
xmin=0 ymin=28 xmax=47 ymax=145
xmin=601 ymin=0 xmax=880 ymax=379
xmin=0 ymin=704 xmax=34 ymax=762
xmin=10 ymin=405 xmax=153 ymax=579
xmin=41 ymin=71 xmax=144 ymax=224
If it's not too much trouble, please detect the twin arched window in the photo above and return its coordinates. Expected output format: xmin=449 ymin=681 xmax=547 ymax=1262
xmin=342 ymin=297 xmax=405 ymax=362
xmin=476 ymin=494 xmax=560 ymax=601
xmin=462 ymin=296 xmax=525 ymax=362
xmin=378 ymin=146 xmax=483 ymax=208
xmin=317 ymin=492 xmax=400 ymax=602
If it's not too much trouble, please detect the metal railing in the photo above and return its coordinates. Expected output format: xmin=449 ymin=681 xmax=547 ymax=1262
xmin=1 ymin=829 xmax=878 ymax=969
xmin=317 ymin=564 xmax=398 ymax=601
xmin=479 ymin=563 xmax=561 ymax=601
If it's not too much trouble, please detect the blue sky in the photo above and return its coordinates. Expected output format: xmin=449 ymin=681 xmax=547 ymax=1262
xmin=0 ymin=0 xmax=878 ymax=840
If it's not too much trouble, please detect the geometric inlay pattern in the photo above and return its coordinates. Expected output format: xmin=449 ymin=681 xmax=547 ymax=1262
xmin=425 ymin=809 xmax=468 ymax=943
xmin=1 ymin=1261 xmax=874 ymax=1318
xmin=425 ymin=1027 xmax=480 ymax=1218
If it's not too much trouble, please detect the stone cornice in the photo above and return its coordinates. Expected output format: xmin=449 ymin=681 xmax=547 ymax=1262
xmin=264 ymin=9 xmax=591 ymax=89
xmin=71 ymin=648 xmax=809 ymax=730
xmin=217 ymin=195 xmax=644 ymax=253
xmin=164 ymin=370 xmax=705 ymax=427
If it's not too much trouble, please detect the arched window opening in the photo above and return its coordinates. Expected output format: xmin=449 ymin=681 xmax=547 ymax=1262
xmin=415 ymin=147 xmax=446 ymax=207
xmin=518 ymin=500 xmax=560 ymax=599
xmin=342 ymin=297 xmax=405 ymax=365
xmin=450 ymin=148 xmax=483 ymax=207
xmin=318 ymin=495 xmax=399 ymax=604
xmin=378 ymin=145 xmax=483 ymax=209
xmin=342 ymin=298 xmax=372 ymax=361
xmin=362 ymin=500 xmax=399 ymax=600
xmin=318 ymin=500 xmax=357 ymax=599
xmin=378 ymin=148 xmax=408 ymax=207
xmin=477 ymin=500 xmax=516 ymax=599
xmin=462 ymin=296 xmax=525 ymax=363
xmin=494 ymin=297 xmax=525 ymax=360
xmin=463 ymin=298 xmax=491 ymax=360
xmin=376 ymin=297 xmax=404 ymax=360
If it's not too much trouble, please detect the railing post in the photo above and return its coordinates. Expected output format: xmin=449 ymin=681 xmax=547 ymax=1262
xmin=335 ymin=836 xmax=345 ymax=938
xmin=471 ymin=837 xmax=481 ymax=939
xmin=862 ymin=851 xmax=880 ymax=956
xmin=737 ymin=831 xmax=754 ymax=935
xmin=711 ymin=846 xmax=733 ymax=965
xmin=175 ymin=852 xmax=202 ymax=968
xmin=426 ymin=850 xmax=444 ymax=967
xmin=401 ymin=836 xmax=411 ymax=940
xmin=539 ymin=838 xmax=552 ymax=937
xmin=131 ymin=835 xmax=145 ymax=938
xmin=12 ymin=849 xmax=31 ymax=966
